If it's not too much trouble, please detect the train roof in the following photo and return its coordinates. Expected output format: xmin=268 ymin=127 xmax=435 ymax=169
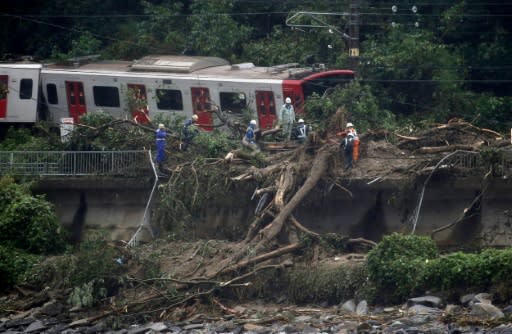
xmin=42 ymin=55 xmax=328 ymax=81
xmin=0 ymin=63 xmax=42 ymax=70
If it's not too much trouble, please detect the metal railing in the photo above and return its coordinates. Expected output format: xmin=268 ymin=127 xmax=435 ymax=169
xmin=0 ymin=151 xmax=151 ymax=176
xmin=420 ymin=149 xmax=512 ymax=176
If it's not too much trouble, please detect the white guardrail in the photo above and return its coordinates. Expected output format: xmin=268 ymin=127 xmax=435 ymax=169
xmin=0 ymin=151 xmax=151 ymax=176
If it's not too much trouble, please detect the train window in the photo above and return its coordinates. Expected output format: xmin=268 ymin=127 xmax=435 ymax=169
xmin=302 ymin=75 xmax=354 ymax=100
xmin=46 ymin=84 xmax=58 ymax=104
xmin=0 ymin=81 xmax=7 ymax=99
xmin=19 ymin=79 xmax=33 ymax=99
xmin=93 ymin=86 xmax=120 ymax=107
xmin=156 ymin=89 xmax=183 ymax=110
xmin=220 ymin=92 xmax=246 ymax=114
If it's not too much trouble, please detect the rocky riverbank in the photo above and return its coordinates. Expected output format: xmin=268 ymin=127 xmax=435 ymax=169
xmin=2 ymin=293 xmax=512 ymax=333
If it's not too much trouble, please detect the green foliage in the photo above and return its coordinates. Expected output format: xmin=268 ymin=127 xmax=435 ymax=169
xmin=366 ymin=233 xmax=439 ymax=303
xmin=464 ymin=94 xmax=512 ymax=131
xmin=287 ymin=263 xmax=368 ymax=304
xmin=361 ymin=28 xmax=462 ymax=120
xmin=27 ymin=231 xmax=123 ymax=306
xmin=26 ymin=232 xmax=124 ymax=287
xmin=242 ymin=26 xmax=322 ymax=66
xmin=0 ymin=126 xmax=59 ymax=151
xmin=0 ymin=245 xmax=39 ymax=290
xmin=25 ymin=231 xmax=123 ymax=307
xmin=136 ymin=1 xmax=187 ymax=55
xmin=154 ymin=155 xmax=240 ymax=236
xmin=0 ymin=176 xmax=66 ymax=255
xmin=66 ymin=111 xmax=153 ymax=151
xmin=367 ymin=236 xmax=512 ymax=303
xmin=70 ymin=232 xmax=122 ymax=286
xmin=193 ymin=130 xmax=237 ymax=158
xmin=305 ymin=81 xmax=395 ymax=133
xmin=68 ymin=279 xmax=107 ymax=308
xmin=421 ymin=251 xmax=483 ymax=291
xmin=50 ymin=31 xmax=101 ymax=61
xmin=419 ymin=248 xmax=512 ymax=301
xmin=187 ymin=0 xmax=252 ymax=62
xmin=1 ymin=195 xmax=67 ymax=254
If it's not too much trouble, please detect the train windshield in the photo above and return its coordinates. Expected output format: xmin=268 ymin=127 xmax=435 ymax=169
xmin=302 ymin=70 xmax=355 ymax=99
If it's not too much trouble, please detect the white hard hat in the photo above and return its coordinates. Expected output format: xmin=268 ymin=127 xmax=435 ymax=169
xmin=192 ymin=114 xmax=198 ymax=121
xmin=346 ymin=122 xmax=354 ymax=128
xmin=158 ymin=123 xmax=165 ymax=129
xmin=250 ymin=119 xmax=257 ymax=125
xmin=298 ymin=118 xmax=304 ymax=123
xmin=285 ymin=97 xmax=292 ymax=104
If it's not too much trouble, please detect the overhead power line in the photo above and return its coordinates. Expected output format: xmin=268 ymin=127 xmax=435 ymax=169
xmin=2 ymin=10 xmax=512 ymax=19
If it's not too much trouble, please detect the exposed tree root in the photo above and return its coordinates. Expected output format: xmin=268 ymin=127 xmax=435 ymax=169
xmin=431 ymin=168 xmax=491 ymax=238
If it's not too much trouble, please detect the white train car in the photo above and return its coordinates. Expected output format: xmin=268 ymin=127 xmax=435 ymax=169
xmin=2 ymin=55 xmax=354 ymax=130
xmin=0 ymin=63 xmax=42 ymax=123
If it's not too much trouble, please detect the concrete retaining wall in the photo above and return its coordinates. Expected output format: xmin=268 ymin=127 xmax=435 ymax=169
xmin=35 ymin=175 xmax=512 ymax=248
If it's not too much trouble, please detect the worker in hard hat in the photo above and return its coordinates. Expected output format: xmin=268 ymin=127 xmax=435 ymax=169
xmin=278 ymin=97 xmax=295 ymax=141
xmin=242 ymin=119 xmax=260 ymax=152
xmin=181 ymin=114 xmax=199 ymax=151
xmin=338 ymin=122 xmax=359 ymax=170
xmin=155 ymin=123 xmax=167 ymax=170
xmin=294 ymin=118 xmax=310 ymax=144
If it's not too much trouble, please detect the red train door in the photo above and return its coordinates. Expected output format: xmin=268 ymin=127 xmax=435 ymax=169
xmin=66 ymin=81 xmax=86 ymax=123
xmin=282 ymin=80 xmax=305 ymax=115
xmin=127 ymin=84 xmax=149 ymax=124
xmin=191 ymin=87 xmax=212 ymax=131
xmin=0 ymin=75 xmax=7 ymax=118
xmin=255 ymin=90 xmax=277 ymax=130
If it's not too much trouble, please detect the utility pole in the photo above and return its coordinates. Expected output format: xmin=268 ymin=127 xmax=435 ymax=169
xmin=348 ymin=0 xmax=360 ymax=71
xmin=285 ymin=7 xmax=360 ymax=70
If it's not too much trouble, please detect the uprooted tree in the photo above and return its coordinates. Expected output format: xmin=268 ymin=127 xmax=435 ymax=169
xmin=22 ymin=98 xmax=509 ymax=321
xmin=128 ymin=109 xmax=507 ymax=315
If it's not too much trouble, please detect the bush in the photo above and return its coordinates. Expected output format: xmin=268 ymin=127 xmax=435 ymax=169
xmin=70 ymin=232 xmax=123 ymax=287
xmin=1 ymin=195 xmax=67 ymax=254
xmin=0 ymin=245 xmax=39 ymax=290
xmin=0 ymin=177 xmax=66 ymax=254
xmin=419 ymin=247 xmax=512 ymax=302
xmin=367 ymin=235 xmax=512 ymax=304
xmin=0 ymin=177 xmax=66 ymax=289
xmin=304 ymin=81 xmax=396 ymax=133
xmin=193 ymin=130 xmax=237 ymax=158
xmin=26 ymin=232 xmax=124 ymax=306
xmin=0 ymin=126 xmax=59 ymax=151
xmin=287 ymin=263 xmax=368 ymax=304
xmin=366 ymin=233 xmax=439 ymax=303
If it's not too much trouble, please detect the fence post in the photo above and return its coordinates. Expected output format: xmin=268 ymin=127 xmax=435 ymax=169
xmin=73 ymin=152 xmax=76 ymax=176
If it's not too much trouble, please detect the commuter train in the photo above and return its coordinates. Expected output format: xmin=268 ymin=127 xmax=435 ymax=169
xmin=0 ymin=55 xmax=354 ymax=131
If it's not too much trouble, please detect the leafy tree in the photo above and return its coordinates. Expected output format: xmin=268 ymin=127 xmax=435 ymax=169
xmin=66 ymin=111 xmax=152 ymax=151
xmin=361 ymin=27 xmax=462 ymax=121
xmin=0 ymin=245 xmax=39 ymax=290
xmin=105 ymin=0 xmax=188 ymax=59
xmin=0 ymin=125 xmax=60 ymax=151
xmin=0 ymin=176 xmax=66 ymax=255
xmin=305 ymin=80 xmax=395 ymax=133
xmin=187 ymin=0 xmax=252 ymax=62
xmin=366 ymin=233 xmax=439 ymax=303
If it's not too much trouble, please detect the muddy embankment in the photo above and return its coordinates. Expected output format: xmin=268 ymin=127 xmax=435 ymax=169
xmin=34 ymin=172 xmax=512 ymax=248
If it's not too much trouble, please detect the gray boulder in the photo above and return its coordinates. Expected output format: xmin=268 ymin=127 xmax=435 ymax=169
xmin=470 ymin=302 xmax=505 ymax=319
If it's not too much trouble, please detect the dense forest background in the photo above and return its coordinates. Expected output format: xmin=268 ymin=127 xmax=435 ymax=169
xmin=0 ymin=0 xmax=511 ymax=131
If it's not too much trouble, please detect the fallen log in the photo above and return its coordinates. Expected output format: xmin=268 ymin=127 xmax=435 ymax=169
xmin=253 ymin=147 xmax=333 ymax=249
xmin=417 ymin=143 xmax=481 ymax=154
xmin=219 ymin=243 xmax=300 ymax=275
xmin=395 ymin=133 xmax=422 ymax=141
